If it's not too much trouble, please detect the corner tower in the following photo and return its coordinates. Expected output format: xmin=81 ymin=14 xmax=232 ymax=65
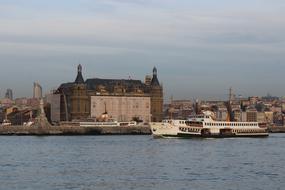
xmin=70 ymin=64 xmax=90 ymax=120
xmin=150 ymin=67 xmax=163 ymax=122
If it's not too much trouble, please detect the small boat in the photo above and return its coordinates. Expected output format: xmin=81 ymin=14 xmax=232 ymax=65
xmin=150 ymin=111 xmax=268 ymax=138
xmin=0 ymin=119 xmax=12 ymax=127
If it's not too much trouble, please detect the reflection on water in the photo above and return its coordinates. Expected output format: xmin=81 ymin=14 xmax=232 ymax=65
xmin=0 ymin=134 xmax=285 ymax=190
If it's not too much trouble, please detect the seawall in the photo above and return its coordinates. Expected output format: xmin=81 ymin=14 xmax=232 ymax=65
xmin=0 ymin=125 xmax=151 ymax=136
xmin=268 ymin=126 xmax=285 ymax=133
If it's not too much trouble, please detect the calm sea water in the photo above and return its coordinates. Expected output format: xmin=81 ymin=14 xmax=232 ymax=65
xmin=0 ymin=134 xmax=285 ymax=190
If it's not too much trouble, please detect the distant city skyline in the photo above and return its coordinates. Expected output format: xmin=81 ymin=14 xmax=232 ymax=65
xmin=0 ymin=0 xmax=284 ymax=100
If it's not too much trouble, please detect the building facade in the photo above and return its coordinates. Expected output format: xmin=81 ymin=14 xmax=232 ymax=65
xmin=91 ymin=96 xmax=151 ymax=122
xmin=55 ymin=65 xmax=163 ymax=122
xmin=46 ymin=93 xmax=61 ymax=123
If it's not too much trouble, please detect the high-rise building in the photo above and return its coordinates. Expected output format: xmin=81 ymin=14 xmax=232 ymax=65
xmin=5 ymin=89 xmax=13 ymax=100
xmin=33 ymin=82 xmax=42 ymax=99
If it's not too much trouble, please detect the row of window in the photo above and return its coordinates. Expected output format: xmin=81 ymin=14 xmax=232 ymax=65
xmin=179 ymin=127 xmax=201 ymax=133
xmin=233 ymin=129 xmax=263 ymax=133
xmin=204 ymin=123 xmax=258 ymax=127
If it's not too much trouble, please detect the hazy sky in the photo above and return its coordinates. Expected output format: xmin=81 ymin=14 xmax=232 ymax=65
xmin=0 ymin=0 xmax=284 ymax=100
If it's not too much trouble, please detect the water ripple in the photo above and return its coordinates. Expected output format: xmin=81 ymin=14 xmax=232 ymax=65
xmin=0 ymin=134 xmax=285 ymax=190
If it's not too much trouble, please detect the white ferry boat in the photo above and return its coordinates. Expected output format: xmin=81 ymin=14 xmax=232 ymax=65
xmin=150 ymin=111 xmax=268 ymax=138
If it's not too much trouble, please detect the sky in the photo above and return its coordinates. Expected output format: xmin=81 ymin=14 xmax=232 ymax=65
xmin=0 ymin=0 xmax=284 ymax=100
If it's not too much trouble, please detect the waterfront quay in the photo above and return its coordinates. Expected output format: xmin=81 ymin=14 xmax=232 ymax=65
xmin=268 ymin=126 xmax=285 ymax=133
xmin=0 ymin=125 xmax=151 ymax=136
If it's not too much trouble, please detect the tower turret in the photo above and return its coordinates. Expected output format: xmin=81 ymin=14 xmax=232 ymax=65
xmin=151 ymin=67 xmax=160 ymax=86
xmin=70 ymin=64 xmax=90 ymax=120
xmin=150 ymin=67 xmax=163 ymax=122
xmin=75 ymin=64 xmax=85 ymax=84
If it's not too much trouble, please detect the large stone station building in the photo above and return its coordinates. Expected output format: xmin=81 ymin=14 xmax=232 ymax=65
xmin=51 ymin=65 xmax=163 ymax=123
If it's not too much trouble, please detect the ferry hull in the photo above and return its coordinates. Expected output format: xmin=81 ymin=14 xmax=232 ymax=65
xmin=156 ymin=133 xmax=269 ymax=139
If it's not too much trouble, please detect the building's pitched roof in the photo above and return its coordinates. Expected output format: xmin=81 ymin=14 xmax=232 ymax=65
xmin=85 ymin=78 xmax=148 ymax=93
xmin=56 ymin=82 xmax=74 ymax=95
